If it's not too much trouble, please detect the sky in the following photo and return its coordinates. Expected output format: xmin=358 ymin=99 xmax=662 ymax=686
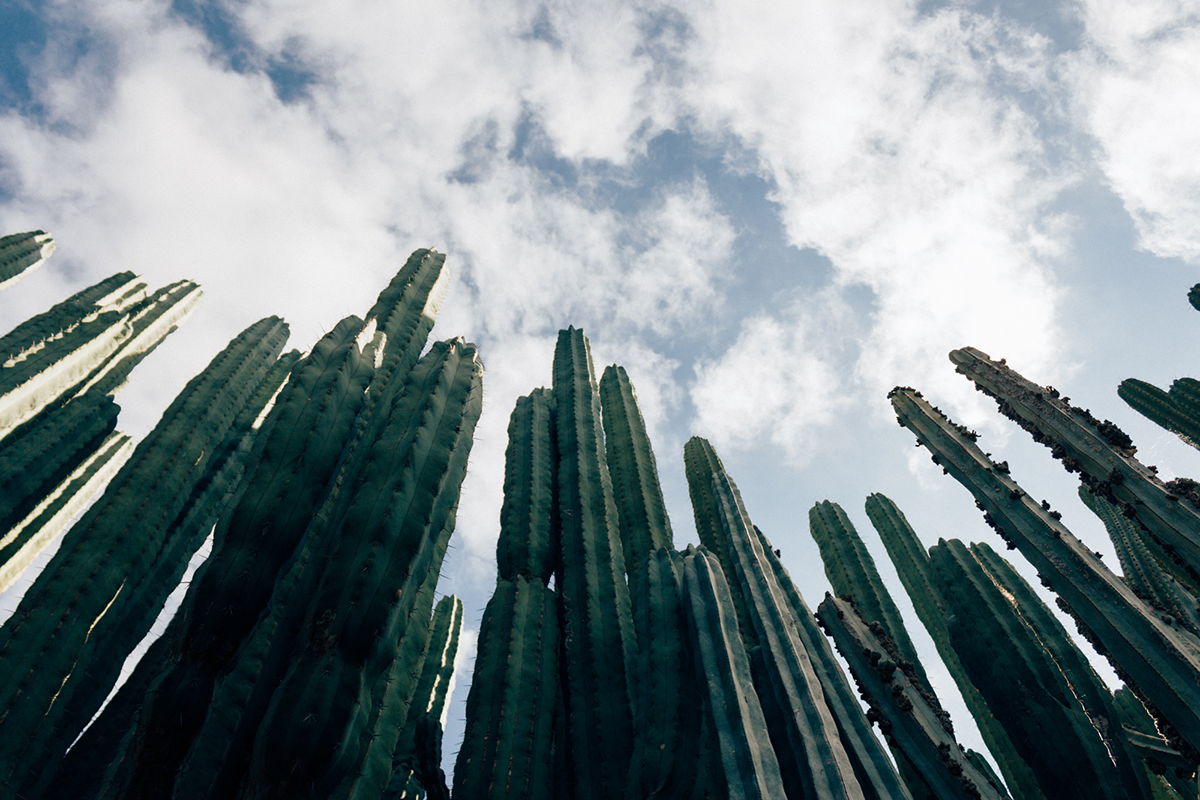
xmin=2 ymin=0 xmax=1200 ymax=784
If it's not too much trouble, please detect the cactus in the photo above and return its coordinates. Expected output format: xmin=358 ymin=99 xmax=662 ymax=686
xmin=930 ymin=538 xmax=1148 ymax=800
xmin=949 ymin=346 xmax=1200 ymax=585
xmin=708 ymin=464 xmax=868 ymax=799
xmin=889 ymin=385 xmax=1200 ymax=759
xmin=0 ymin=229 xmax=54 ymax=289
xmin=0 ymin=315 xmax=289 ymax=795
xmin=809 ymin=500 xmax=933 ymax=695
xmin=1118 ymin=379 xmax=1200 ymax=451
xmin=453 ymin=576 xmax=560 ymax=800
xmin=1081 ymin=486 xmax=1200 ymax=635
xmin=599 ymin=364 xmax=674 ymax=587
xmin=866 ymin=492 xmax=1049 ymax=800
xmin=385 ymin=594 xmax=464 ymax=800
xmin=552 ymin=326 xmax=636 ymax=800
xmin=816 ymin=594 xmax=1007 ymax=800
xmin=1189 ymin=284 xmax=1200 ymax=313
xmin=680 ymin=545 xmax=785 ymax=799
xmin=496 ymin=388 xmax=558 ymax=584
xmin=237 ymin=338 xmax=481 ymax=800
xmin=0 ymin=274 xmax=200 ymax=437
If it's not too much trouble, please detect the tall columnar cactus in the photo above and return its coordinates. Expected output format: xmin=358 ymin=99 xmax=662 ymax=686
xmin=889 ymin=385 xmax=1200 ymax=759
xmin=708 ymin=465 xmax=868 ymax=800
xmin=753 ymin=520 xmax=911 ymax=800
xmin=625 ymin=546 xmax=709 ymax=800
xmin=1080 ymin=486 xmax=1200 ymax=635
xmin=496 ymin=388 xmax=557 ymax=584
xmin=1118 ymin=378 xmax=1200 ymax=452
xmin=948 ymin=346 xmax=1200 ymax=584
xmin=809 ymin=500 xmax=933 ymax=695
xmin=0 ymin=274 xmax=200 ymax=437
xmin=237 ymin=338 xmax=482 ymax=800
xmin=599 ymin=364 xmax=674 ymax=584
xmin=866 ymin=492 xmax=1048 ymax=800
xmin=930 ymin=539 xmax=1149 ymax=800
xmin=93 ymin=317 xmax=372 ymax=800
xmin=0 ymin=315 xmax=289 ymax=796
xmin=552 ymin=326 xmax=636 ymax=800
xmin=816 ymin=594 xmax=1008 ymax=800
xmin=680 ymin=545 xmax=785 ymax=799
xmin=454 ymin=576 xmax=560 ymax=800
xmin=387 ymin=594 xmax=464 ymax=800
xmin=0 ymin=229 xmax=54 ymax=289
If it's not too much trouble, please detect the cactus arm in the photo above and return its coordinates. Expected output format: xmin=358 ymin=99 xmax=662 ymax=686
xmin=680 ymin=547 xmax=787 ymax=800
xmin=0 ymin=315 xmax=288 ymax=794
xmin=496 ymin=388 xmax=558 ymax=583
xmin=598 ymin=365 xmax=674 ymax=583
xmin=809 ymin=499 xmax=934 ymax=695
xmin=950 ymin=346 xmax=1200 ymax=582
xmin=889 ymin=385 xmax=1200 ymax=757
xmin=0 ymin=230 xmax=54 ymax=290
xmin=551 ymin=327 xmax=635 ymax=799
xmin=452 ymin=576 xmax=559 ymax=800
xmin=816 ymin=594 xmax=1008 ymax=800
xmin=754 ymin=523 xmax=911 ymax=800
xmin=866 ymin=492 xmax=1047 ymax=800
xmin=1189 ymin=284 xmax=1200 ymax=313
xmin=710 ymin=469 xmax=866 ymax=799
xmin=1118 ymin=379 xmax=1200 ymax=451
xmin=0 ymin=272 xmax=138 ymax=364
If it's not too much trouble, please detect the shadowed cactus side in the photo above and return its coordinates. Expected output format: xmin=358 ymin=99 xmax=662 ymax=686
xmin=0 ymin=229 xmax=54 ymax=290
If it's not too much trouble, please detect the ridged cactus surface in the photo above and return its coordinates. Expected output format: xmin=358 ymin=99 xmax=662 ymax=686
xmin=1119 ymin=378 xmax=1200 ymax=451
xmin=0 ymin=315 xmax=288 ymax=796
xmin=496 ymin=388 xmax=557 ymax=583
xmin=930 ymin=539 xmax=1148 ymax=800
xmin=0 ymin=229 xmax=54 ymax=289
xmin=552 ymin=326 xmax=636 ymax=800
xmin=889 ymin=384 xmax=1200 ymax=757
xmin=817 ymin=594 xmax=1007 ymax=800
xmin=866 ymin=492 xmax=1048 ymax=800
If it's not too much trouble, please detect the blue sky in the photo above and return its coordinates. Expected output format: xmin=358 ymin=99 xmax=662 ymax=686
xmin=2 ymin=0 xmax=1199 ymax=781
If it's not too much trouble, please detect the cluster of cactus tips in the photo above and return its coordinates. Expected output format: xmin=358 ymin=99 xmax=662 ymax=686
xmin=4 ymin=229 xmax=1200 ymax=800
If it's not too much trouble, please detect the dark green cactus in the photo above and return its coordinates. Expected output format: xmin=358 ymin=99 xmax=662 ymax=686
xmin=599 ymin=364 xmax=674 ymax=585
xmin=1080 ymin=486 xmax=1200 ymax=635
xmin=816 ymin=594 xmax=1007 ymax=800
xmin=551 ymin=326 xmax=636 ymax=800
xmin=625 ymin=546 xmax=708 ymax=800
xmin=680 ymin=545 xmax=785 ymax=800
xmin=889 ymin=385 xmax=1200 ymax=759
xmin=866 ymin=492 xmax=1048 ymax=800
xmin=0 ymin=274 xmax=200 ymax=437
xmin=0 ymin=315 xmax=289 ymax=795
xmin=1118 ymin=378 xmax=1200 ymax=451
xmin=949 ymin=346 xmax=1200 ymax=585
xmin=809 ymin=499 xmax=933 ymax=695
xmin=239 ymin=338 xmax=481 ymax=800
xmin=453 ymin=576 xmax=560 ymax=800
xmin=930 ymin=539 xmax=1148 ymax=800
xmin=753 ymin=520 xmax=911 ymax=800
xmin=708 ymin=465 xmax=868 ymax=799
xmin=1188 ymin=284 xmax=1200 ymax=313
xmin=496 ymin=388 xmax=558 ymax=584
xmin=0 ymin=229 xmax=54 ymax=289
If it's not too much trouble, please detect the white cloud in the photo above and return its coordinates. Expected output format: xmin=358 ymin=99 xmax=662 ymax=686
xmin=1070 ymin=0 xmax=1200 ymax=263
xmin=684 ymin=2 xmax=1072 ymax=445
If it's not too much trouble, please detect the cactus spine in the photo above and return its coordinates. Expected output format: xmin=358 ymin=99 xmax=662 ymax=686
xmin=0 ymin=229 xmax=54 ymax=289
xmin=889 ymin=385 xmax=1200 ymax=758
xmin=866 ymin=492 xmax=1048 ymax=800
